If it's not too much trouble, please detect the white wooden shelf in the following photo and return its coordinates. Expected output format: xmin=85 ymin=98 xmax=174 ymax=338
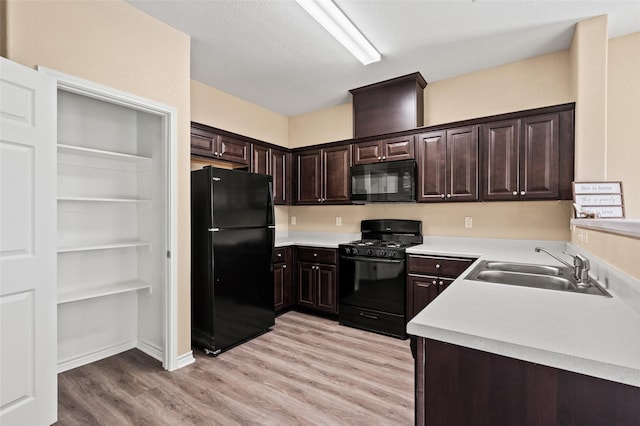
xmin=58 ymin=197 xmax=152 ymax=203
xmin=57 ymin=143 xmax=152 ymax=164
xmin=57 ymin=241 xmax=152 ymax=253
xmin=57 ymin=280 xmax=152 ymax=304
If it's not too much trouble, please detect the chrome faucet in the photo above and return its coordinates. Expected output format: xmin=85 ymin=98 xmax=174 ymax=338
xmin=534 ymin=247 xmax=591 ymax=286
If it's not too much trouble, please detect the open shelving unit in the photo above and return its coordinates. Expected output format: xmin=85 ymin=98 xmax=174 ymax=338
xmin=55 ymin=87 xmax=170 ymax=373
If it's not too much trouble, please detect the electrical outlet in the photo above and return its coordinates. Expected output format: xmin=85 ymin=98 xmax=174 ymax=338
xmin=465 ymin=216 xmax=473 ymax=228
xmin=335 ymin=216 xmax=342 ymax=226
xmin=290 ymin=216 xmax=297 ymax=225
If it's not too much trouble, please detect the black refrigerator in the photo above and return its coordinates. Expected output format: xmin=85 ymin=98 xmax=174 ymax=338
xmin=191 ymin=167 xmax=276 ymax=355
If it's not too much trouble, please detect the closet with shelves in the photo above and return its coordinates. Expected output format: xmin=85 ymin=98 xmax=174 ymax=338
xmin=54 ymin=83 xmax=174 ymax=372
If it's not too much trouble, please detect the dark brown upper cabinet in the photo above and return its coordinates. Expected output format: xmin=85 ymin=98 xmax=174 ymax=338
xmin=350 ymin=72 xmax=427 ymax=138
xmin=190 ymin=125 xmax=249 ymax=166
xmin=417 ymin=126 xmax=478 ymax=202
xmin=250 ymin=144 xmax=290 ymax=205
xmin=251 ymin=144 xmax=270 ymax=175
xmin=352 ymin=135 xmax=415 ymax=165
xmin=295 ymin=145 xmax=351 ymax=205
xmin=480 ymin=113 xmax=561 ymax=200
xmin=270 ymin=148 xmax=290 ymax=205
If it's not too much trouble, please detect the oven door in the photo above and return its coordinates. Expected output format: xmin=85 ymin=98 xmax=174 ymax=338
xmin=339 ymin=255 xmax=407 ymax=338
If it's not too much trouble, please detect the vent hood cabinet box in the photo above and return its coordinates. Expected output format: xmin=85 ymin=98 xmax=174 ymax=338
xmin=350 ymin=72 xmax=427 ymax=139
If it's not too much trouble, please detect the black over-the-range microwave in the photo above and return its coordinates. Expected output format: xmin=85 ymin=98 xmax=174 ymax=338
xmin=350 ymin=159 xmax=416 ymax=203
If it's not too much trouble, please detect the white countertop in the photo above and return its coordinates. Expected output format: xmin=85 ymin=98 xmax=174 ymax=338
xmin=406 ymin=237 xmax=640 ymax=388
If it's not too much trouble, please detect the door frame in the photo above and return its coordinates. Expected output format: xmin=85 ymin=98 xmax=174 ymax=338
xmin=38 ymin=67 xmax=181 ymax=371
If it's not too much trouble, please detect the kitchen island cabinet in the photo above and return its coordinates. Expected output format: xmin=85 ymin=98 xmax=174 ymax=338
xmin=415 ymin=338 xmax=640 ymax=426
xmin=407 ymin=236 xmax=640 ymax=425
xmin=296 ymin=247 xmax=338 ymax=314
xmin=294 ymin=145 xmax=351 ymax=205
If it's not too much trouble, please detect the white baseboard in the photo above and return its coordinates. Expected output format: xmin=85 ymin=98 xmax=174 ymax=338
xmin=175 ymin=350 xmax=195 ymax=369
xmin=57 ymin=340 xmax=136 ymax=373
xmin=137 ymin=338 xmax=163 ymax=362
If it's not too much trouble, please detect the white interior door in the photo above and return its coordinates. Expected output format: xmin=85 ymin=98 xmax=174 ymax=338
xmin=0 ymin=57 xmax=57 ymax=425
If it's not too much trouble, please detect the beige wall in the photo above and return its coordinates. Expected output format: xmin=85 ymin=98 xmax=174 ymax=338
xmin=191 ymin=79 xmax=289 ymax=147
xmin=568 ymin=31 xmax=640 ymax=282
xmin=570 ymin=15 xmax=609 ymax=181
xmin=4 ymin=0 xmax=193 ymax=357
xmin=572 ymin=227 xmax=640 ymax=281
xmin=607 ymin=33 xmax=640 ymax=218
xmin=291 ymin=201 xmax=572 ymax=241
xmin=424 ymin=50 xmax=572 ymax=126
xmin=289 ymin=103 xmax=353 ymax=148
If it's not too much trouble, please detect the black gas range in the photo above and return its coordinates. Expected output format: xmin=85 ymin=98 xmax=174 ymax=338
xmin=338 ymin=219 xmax=422 ymax=339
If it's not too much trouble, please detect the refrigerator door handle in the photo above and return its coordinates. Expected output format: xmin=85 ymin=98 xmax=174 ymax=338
xmin=208 ymin=228 xmax=220 ymax=232
xmin=267 ymin=181 xmax=275 ymax=227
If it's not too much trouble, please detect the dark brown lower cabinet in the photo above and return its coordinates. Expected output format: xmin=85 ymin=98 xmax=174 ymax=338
xmin=407 ymin=255 xmax=476 ymax=321
xmin=273 ymin=247 xmax=293 ymax=313
xmin=296 ymin=247 xmax=338 ymax=314
xmin=297 ymin=262 xmax=337 ymax=314
xmin=415 ymin=338 xmax=640 ymax=426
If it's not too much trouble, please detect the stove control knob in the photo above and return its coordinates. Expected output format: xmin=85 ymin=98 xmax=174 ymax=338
xmin=344 ymin=248 xmax=351 ymax=254
xmin=366 ymin=249 xmax=373 ymax=256
xmin=352 ymin=248 xmax=358 ymax=255
xmin=377 ymin=250 xmax=385 ymax=257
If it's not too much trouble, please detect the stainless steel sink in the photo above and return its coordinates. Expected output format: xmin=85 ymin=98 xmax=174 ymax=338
xmin=482 ymin=261 xmax=562 ymax=276
xmin=466 ymin=260 xmax=611 ymax=297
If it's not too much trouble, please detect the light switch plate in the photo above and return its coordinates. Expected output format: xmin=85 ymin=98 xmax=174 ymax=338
xmin=335 ymin=216 xmax=342 ymax=226
xmin=291 ymin=216 xmax=297 ymax=225
xmin=465 ymin=216 xmax=473 ymax=228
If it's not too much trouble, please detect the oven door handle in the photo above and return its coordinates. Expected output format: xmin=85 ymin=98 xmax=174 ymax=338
xmin=340 ymin=256 xmax=404 ymax=264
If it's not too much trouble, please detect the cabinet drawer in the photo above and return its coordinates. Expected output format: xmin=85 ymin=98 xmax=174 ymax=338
xmin=296 ymin=247 xmax=336 ymax=264
xmin=408 ymin=255 xmax=475 ymax=277
xmin=339 ymin=305 xmax=406 ymax=339
xmin=273 ymin=247 xmax=287 ymax=263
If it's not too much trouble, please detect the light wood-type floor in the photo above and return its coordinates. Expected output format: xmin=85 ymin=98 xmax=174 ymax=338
xmin=57 ymin=311 xmax=414 ymax=425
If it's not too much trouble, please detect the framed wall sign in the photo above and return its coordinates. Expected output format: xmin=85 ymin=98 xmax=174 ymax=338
xmin=572 ymin=181 xmax=625 ymax=218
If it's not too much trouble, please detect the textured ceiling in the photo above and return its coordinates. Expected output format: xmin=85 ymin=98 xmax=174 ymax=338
xmin=127 ymin=0 xmax=640 ymax=117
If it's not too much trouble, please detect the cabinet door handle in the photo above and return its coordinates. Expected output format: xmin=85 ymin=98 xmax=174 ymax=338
xmin=283 ymin=265 xmax=287 ymax=269
xmin=432 ymin=280 xmax=437 ymax=285
xmin=520 ymin=190 xmax=526 ymax=196
xmin=382 ymin=156 xmax=386 ymax=160
xmin=360 ymin=312 xmax=378 ymax=320
xmin=214 ymin=151 xmax=219 ymax=156
xmin=439 ymin=281 xmax=444 ymax=286
xmin=435 ymin=264 xmax=441 ymax=269
xmin=440 ymin=194 xmax=445 ymax=199
xmin=313 ymin=253 xmax=318 ymax=257
xmin=446 ymin=194 xmax=451 ymax=198
xmin=377 ymin=156 xmax=382 ymax=160
xmin=513 ymin=191 xmax=518 ymax=196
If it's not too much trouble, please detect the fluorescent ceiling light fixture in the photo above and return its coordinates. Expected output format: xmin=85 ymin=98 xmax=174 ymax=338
xmin=296 ymin=0 xmax=381 ymax=65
